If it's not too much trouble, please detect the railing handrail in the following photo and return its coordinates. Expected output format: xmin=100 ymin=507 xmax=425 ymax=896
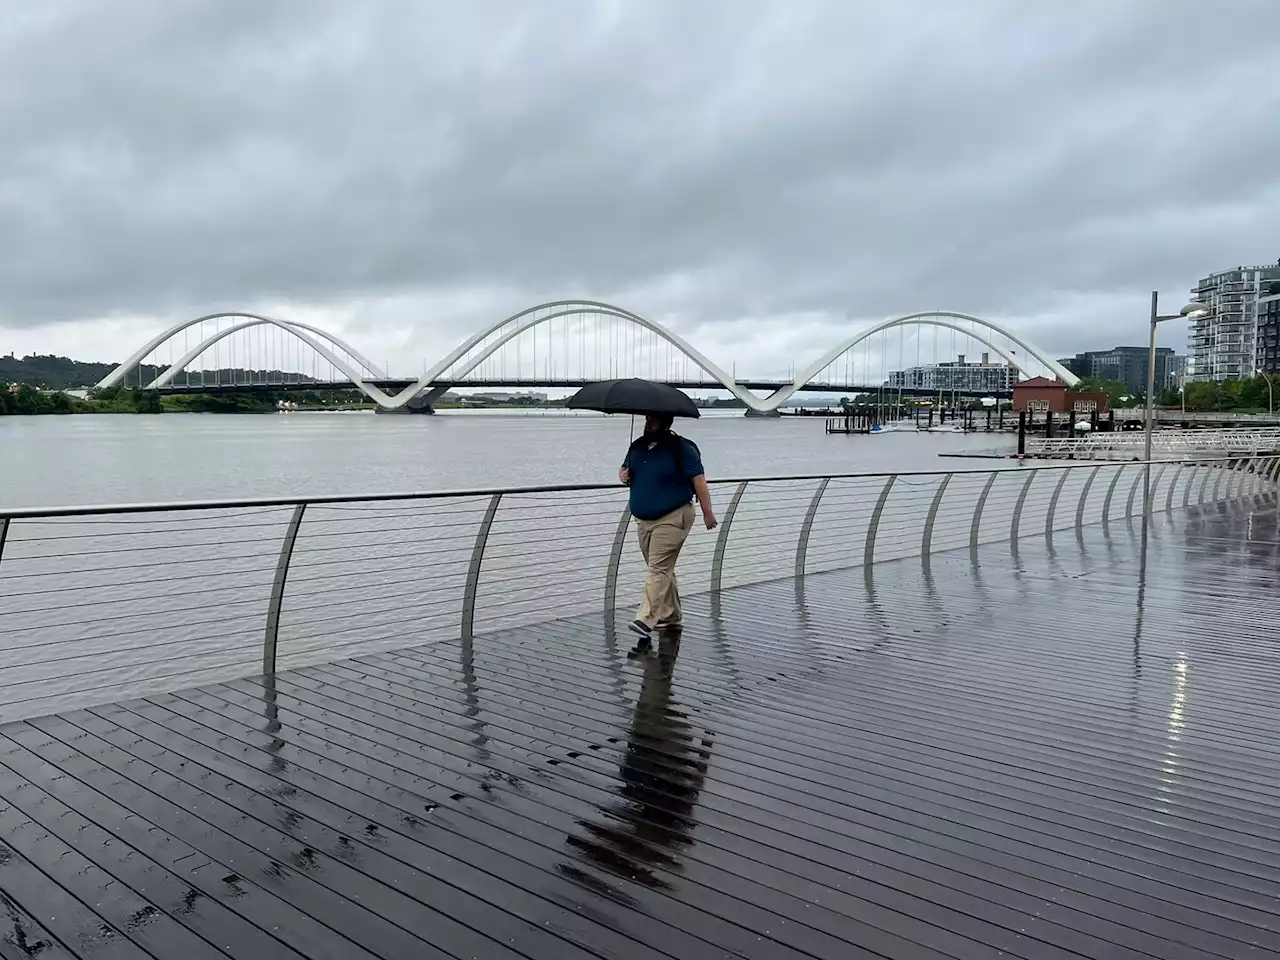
xmin=1033 ymin=438 xmax=1280 ymax=449
xmin=1030 ymin=427 xmax=1280 ymax=442
xmin=0 ymin=454 xmax=1267 ymax=520
xmin=1029 ymin=431 xmax=1280 ymax=453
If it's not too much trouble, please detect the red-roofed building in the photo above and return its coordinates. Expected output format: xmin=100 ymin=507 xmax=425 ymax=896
xmin=1012 ymin=378 xmax=1109 ymax=415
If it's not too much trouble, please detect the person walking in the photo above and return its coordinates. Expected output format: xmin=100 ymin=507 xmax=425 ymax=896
xmin=619 ymin=413 xmax=716 ymax=646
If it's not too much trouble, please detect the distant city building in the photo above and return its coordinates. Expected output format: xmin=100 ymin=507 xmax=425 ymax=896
xmin=1259 ymin=281 xmax=1280 ymax=375
xmin=886 ymin=353 xmax=1015 ymax=393
xmin=1060 ymin=345 xmax=1175 ymax=395
xmin=1189 ymin=261 xmax=1280 ymax=381
xmin=1169 ymin=354 xmax=1187 ymax=385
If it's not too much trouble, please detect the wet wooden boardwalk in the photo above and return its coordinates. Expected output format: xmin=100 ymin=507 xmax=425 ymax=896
xmin=1 ymin=496 xmax=1278 ymax=959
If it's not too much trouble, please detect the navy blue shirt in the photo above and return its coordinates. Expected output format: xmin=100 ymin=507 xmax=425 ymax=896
xmin=623 ymin=434 xmax=704 ymax=521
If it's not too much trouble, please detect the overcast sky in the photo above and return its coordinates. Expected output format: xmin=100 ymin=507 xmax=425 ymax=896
xmin=3 ymin=0 xmax=1279 ymax=378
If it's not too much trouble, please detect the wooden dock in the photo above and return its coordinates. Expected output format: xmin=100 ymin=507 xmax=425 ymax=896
xmin=1 ymin=497 xmax=1278 ymax=958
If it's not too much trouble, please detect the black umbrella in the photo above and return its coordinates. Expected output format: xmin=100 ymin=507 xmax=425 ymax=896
xmin=565 ymin=379 xmax=700 ymax=418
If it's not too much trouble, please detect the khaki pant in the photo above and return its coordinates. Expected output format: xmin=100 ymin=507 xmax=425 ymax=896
xmin=635 ymin=503 xmax=694 ymax=628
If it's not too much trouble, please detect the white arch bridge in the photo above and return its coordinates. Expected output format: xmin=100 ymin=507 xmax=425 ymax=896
xmin=97 ymin=301 xmax=1077 ymax=413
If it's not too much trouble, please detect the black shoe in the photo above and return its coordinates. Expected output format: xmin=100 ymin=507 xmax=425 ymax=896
xmin=626 ymin=635 xmax=653 ymax=659
xmin=628 ymin=619 xmax=653 ymax=638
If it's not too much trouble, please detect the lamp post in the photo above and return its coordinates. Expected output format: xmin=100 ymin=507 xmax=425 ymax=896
xmin=1257 ymin=368 xmax=1274 ymax=415
xmin=1145 ymin=292 xmax=1211 ymax=463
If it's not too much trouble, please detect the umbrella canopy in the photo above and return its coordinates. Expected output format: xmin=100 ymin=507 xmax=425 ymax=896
xmin=565 ymin=379 xmax=700 ymax=418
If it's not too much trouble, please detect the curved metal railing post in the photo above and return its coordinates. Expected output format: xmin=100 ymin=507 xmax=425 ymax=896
xmin=1250 ymin=458 xmax=1267 ymax=497
xmin=969 ymin=472 xmax=999 ymax=560
xmin=864 ymin=476 xmax=897 ymax=568
xmin=1073 ymin=465 xmax=1102 ymax=529
xmin=1044 ymin=470 xmax=1071 ymax=540
xmin=794 ymin=478 xmax=830 ymax=579
xmin=1198 ymin=464 xmax=1213 ymax=504
xmin=920 ymin=474 xmax=952 ymax=557
xmin=710 ymin=481 xmax=748 ymax=594
xmin=1009 ymin=471 xmax=1038 ymax=542
xmin=1222 ymin=460 xmax=1239 ymax=500
xmin=0 ymin=517 xmax=8 ymax=570
xmin=1124 ymin=466 xmax=1147 ymax=518
xmin=461 ymin=493 xmax=503 ymax=640
xmin=263 ymin=502 xmax=307 ymax=676
xmin=1165 ymin=464 xmax=1186 ymax=514
xmin=1148 ymin=463 xmax=1169 ymax=514
xmin=1101 ymin=464 xmax=1128 ymax=529
xmin=1238 ymin=458 xmax=1254 ymax=497
xmin=1212 ymin=461 xmax=1228 ymax=502
xmin=603 ymin=500 xmax=633 ymax=614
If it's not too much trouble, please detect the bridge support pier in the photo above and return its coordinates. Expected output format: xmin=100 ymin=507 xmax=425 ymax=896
xmin=377 ymin=384 xmax=449 ymax=414
xmin=742 ymin=388 xmax=785 ymax=417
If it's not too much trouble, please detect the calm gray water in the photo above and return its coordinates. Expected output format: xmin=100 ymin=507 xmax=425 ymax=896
xmin=0 ymin=410 xmax=1013 ymax=509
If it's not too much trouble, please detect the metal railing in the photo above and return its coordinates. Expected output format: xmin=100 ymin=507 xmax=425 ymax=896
xmin=1110 ymin=410 xmax=1280 ymax=423
xmin=1 ymin=456 xmax=1277 ymax=721
xmin=1028 ymin=429 xmax=1280 ymax=459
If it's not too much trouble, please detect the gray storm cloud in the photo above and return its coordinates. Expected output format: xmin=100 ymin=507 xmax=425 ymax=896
xmin=2 ymin=0 xmax=1278 ymax=369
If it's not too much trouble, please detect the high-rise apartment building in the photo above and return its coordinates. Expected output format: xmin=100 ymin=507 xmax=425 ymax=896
xmin=886 ymin=353 xmax=1016 ymax=393
xmin=1060 ymin=346 xmax=1174 ymax=396
xmin=1189 ymin=262 xmax=1280 ymax=380
xmin=1258 ymin=282 xmax=1280 ymax=375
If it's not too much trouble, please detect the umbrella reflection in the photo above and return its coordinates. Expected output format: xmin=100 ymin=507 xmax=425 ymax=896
xmin=562 ymin=635 xmax=712 ymax=890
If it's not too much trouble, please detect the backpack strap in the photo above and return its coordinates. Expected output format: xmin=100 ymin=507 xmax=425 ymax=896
xmin=628 ymin=431 xmax=698 ymax=491
xmin=667 ymin=431 xmax=699 ymax=492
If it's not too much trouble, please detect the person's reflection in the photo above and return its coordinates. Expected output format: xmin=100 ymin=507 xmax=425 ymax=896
xmin=562 ymin=633 xmax=712 ymax=890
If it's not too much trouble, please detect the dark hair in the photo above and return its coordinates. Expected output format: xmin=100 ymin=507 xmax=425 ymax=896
xmin=647 ymin=413 xmax=675 ymax=432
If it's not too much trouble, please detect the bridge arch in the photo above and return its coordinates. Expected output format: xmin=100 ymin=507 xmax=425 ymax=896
xmin=398 ymin=300 xmax=762 ymax=411
xmin=136 ymin=317 xmax=394 ymax=406
xmin=766 ymin=311 xmax=1078 ymax=410
xmin=96 ymin=312 xmax=387 ymax=390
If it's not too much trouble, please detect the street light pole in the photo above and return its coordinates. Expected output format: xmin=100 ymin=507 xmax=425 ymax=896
xmin=1259 ymin=369 xmax=1274 ymax=415
xmin=1143 ymin=292 xmax=1211 ymax=501
xmin=1144 ymin=291 xmax=1159 ymax=464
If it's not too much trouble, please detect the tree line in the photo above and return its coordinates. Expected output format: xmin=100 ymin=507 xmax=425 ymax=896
xmin=0 ymin=384 xmax=163 ymax=415
xmin=1073 ymin=375 xmax=1277 ymax=412
xmin=0 ymin=382 xmax=379 ymax=415
xmin=1171 ymin=375 xmax=1276 ymax=412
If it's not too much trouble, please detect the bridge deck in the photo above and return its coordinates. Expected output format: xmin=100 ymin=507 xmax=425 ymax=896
xmin=1 ymin=499 xmax=1278 ymax=959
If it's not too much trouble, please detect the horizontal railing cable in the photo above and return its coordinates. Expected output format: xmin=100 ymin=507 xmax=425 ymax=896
xmin=8 ymin=459 xmax=1249 ymax=520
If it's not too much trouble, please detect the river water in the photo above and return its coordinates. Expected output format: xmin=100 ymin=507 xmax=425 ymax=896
xmin=0 ymin=410 xmax=1013 ymax=509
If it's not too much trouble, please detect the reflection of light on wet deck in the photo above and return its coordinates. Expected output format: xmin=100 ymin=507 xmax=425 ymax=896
xmin=1156 ymin=654 xmax=1188 ymax=804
